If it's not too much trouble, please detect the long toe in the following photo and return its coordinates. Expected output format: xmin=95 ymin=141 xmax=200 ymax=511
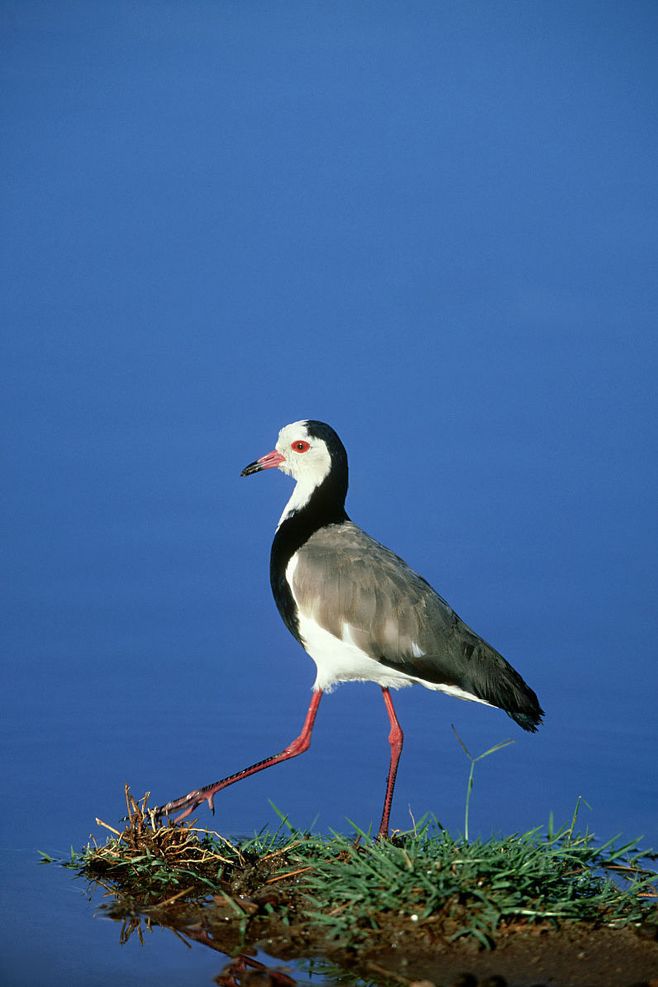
xmin=156 ymin=782 xmax=223 ymax=824
xmin=155 ymin=789 xmax=204 ymax=822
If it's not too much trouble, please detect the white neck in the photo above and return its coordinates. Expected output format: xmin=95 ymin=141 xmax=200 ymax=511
xmin=277 ymin=477 xmax=318 ymax=528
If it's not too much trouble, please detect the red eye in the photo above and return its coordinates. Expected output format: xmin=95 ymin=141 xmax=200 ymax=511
xmin=291 ymin=440 xmax=310 ymax=453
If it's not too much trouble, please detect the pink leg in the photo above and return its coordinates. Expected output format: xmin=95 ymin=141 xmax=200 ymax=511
xmin=158 ymin=689 xmax=323 ymax=822
xmin=378 ymin=687 xmax=404 ymax=838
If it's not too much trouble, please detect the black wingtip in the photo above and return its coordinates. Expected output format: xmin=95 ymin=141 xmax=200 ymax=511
xmin=509 ymin=706 xmax=545 ymax=733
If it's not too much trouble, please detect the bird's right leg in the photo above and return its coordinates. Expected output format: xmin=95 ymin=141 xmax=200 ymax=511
xmin=378 ymin=687 xmax=404 ymax=839
xmin=155 ymin=689 xmax=323 ymax=823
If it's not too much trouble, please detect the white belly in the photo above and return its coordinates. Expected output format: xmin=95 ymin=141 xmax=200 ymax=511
xmin=297 ymin=610 xmax=417 ymax=692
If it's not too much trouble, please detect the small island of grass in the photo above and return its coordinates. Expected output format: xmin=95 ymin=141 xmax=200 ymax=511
xmin=48 ymin=788 xmax=658 ymax=987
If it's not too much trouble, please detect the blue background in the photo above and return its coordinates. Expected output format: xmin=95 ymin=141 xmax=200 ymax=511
xmin=2 ymin=3 xmax=657 ymax=985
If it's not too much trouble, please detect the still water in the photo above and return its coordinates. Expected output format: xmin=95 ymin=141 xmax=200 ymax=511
xmin=2 ymin=549 xmax=657 ymax=986
xmin=4 ymin=1 xmax=658 ymax=981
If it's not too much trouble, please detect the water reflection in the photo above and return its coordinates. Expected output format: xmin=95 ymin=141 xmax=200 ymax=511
xmin=118 ymin=918 xmax=297 ymax=987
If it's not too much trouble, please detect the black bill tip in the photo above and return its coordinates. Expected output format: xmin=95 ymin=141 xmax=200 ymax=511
xmin=240 ymin=460 xmax=262 ymax=477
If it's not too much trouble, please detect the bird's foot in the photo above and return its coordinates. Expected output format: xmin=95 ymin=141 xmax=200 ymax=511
xmin=155 ymin=783 xmax=222 ymax=825
xmin=377 ymin=827 xmax=402 ymax=844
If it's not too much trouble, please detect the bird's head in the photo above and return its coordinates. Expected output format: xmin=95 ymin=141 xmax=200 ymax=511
xmin=241 ymin=420 xmax=347 ymax=491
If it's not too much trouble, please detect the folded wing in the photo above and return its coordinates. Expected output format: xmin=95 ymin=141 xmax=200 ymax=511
xmin=292 ymin=522 xmax=543 ymax=731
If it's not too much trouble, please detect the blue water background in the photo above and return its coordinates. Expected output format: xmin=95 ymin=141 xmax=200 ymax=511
xmin=2 ymin=3 xmax=657 ymax=985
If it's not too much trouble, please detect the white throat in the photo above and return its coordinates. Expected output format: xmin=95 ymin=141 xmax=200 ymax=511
xmin=273 ymin=421 xmax=333 ymax=528
xmin=277 ymin=476 xmax=319 ymax=528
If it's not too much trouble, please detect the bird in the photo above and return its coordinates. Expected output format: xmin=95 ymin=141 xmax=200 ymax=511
xmin=158 ymin=420 xmax=543 ymax=836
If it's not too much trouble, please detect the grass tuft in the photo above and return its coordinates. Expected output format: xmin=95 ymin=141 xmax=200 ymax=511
xmin=55 ymin=786 xmax=658 ymax=954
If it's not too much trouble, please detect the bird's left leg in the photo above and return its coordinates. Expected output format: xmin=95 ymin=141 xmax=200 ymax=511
xmin=155 ymin=689 xmax=323 ymax=823
xmin=378 ymin=687 xmax=404 ymax=838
